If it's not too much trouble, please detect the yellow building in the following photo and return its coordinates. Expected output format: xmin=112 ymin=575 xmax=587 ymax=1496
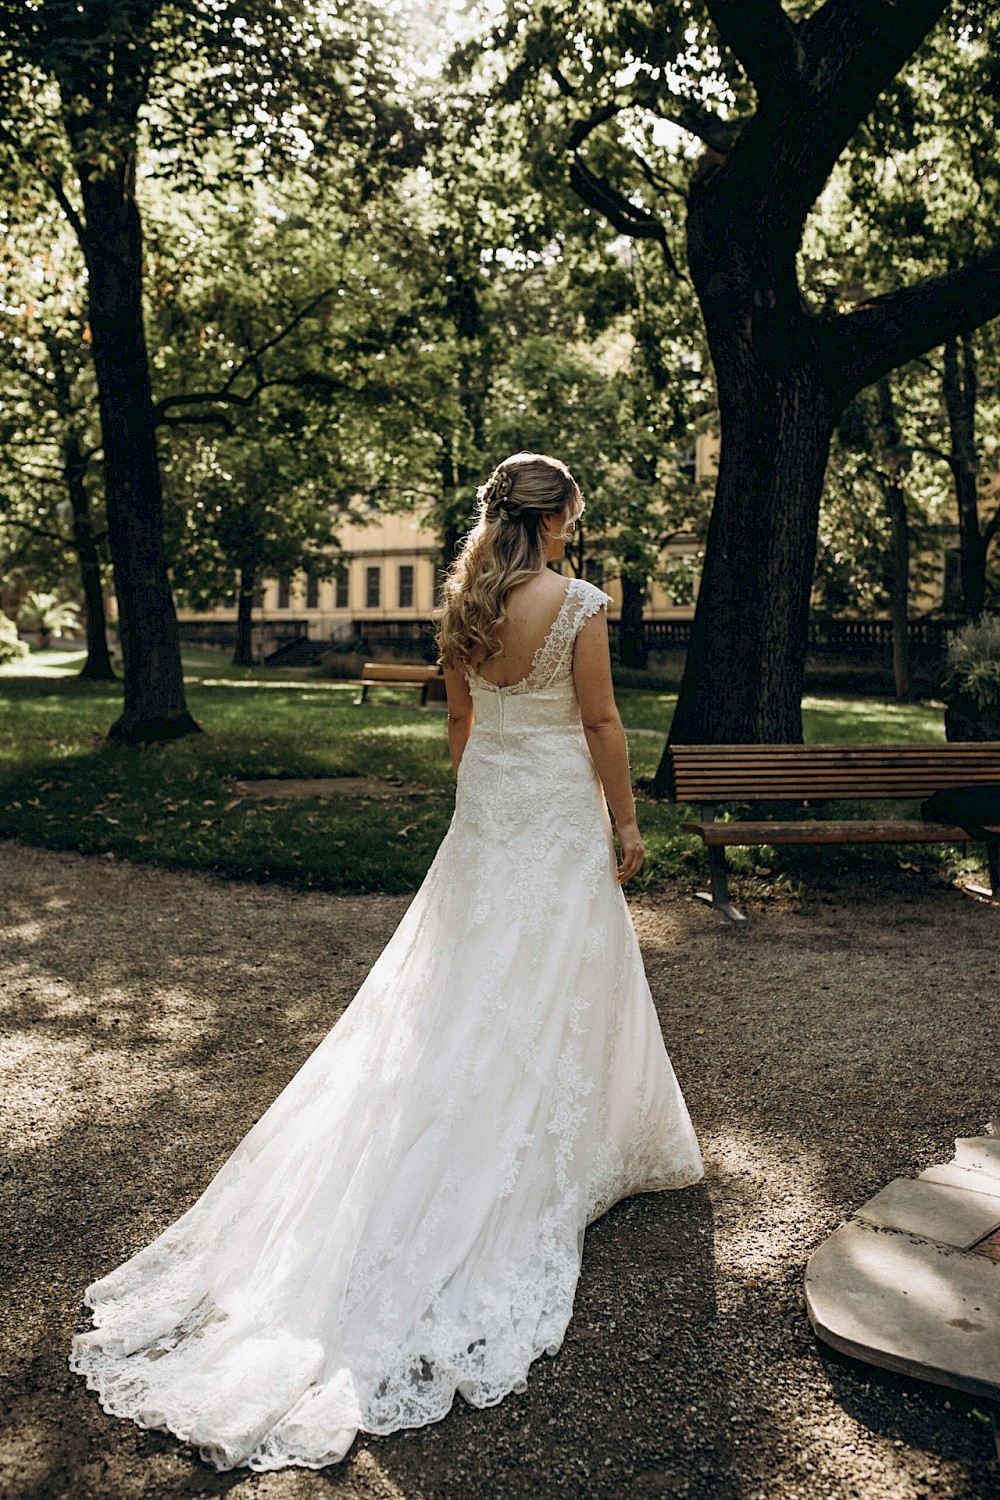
xmin=175 ymin=434 xmax=985 ymax=655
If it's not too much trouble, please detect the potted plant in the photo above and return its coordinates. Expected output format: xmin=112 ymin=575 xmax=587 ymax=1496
xmin=943 ymin=615 xmax=1000 ymax=742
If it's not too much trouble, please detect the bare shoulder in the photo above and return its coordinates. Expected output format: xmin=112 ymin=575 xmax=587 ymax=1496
xmin=504 ymin=569 xmax=572 ymax=624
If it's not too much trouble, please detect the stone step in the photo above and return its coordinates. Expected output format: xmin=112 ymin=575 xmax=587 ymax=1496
xmin=856 ymin=1177 xmax=1000 ymax=1250
xmin=805 ymin=1222 xmax=1000 ymax=1400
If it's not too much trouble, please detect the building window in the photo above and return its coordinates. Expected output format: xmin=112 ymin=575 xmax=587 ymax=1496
xmin=586 ymin=559 xmax=605 ymax=589
xmin=335 ymin=566 xmax=349 ymax=609
xmin=252 ymin=584 xmax=264 ymax=610
xmin=366 ymin=565 xmax=381 ymax=608
xmin=306 ymin=574 xmax=320 ymax=610
xmin=278 ymin=577 xmax=291 ymax=609
xmin=398 ymin=564 xmax=414 ymax=609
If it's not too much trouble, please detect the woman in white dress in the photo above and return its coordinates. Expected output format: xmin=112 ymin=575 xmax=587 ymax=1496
xmin=70 ymin=451 xmax=703 ymax=1472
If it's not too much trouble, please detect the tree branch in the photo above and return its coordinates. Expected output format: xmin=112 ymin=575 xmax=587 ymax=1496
xmin=0 ymin=513 xmax=70 ymax=546
xmin=819 ymin=250 xmax=1000 ymax=405
xmin=569 ymin=156 xmax=679 ymax=271
xmin=650 ymin=97 xmax=743 ymax=156
xmin=566 ymin=101 xmax=623 ymax=152
xmin=912 ymin=443 xmax=960 ymax=483
xmin=799 ymin=0 xmax=948 ymax=122
xmin=152 ymin=288 xmax=335 ymax=424
xmin=983 ymin=510 xmax=1000 ymax=551
xmin=703 ymin=0 xmax=802 ymax=101
xmin=44 ymin=168 xmax=88 ymax=248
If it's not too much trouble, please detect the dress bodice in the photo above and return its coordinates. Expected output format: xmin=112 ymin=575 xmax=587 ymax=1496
xmin=464 ymin=576 xmax=613 ymax=735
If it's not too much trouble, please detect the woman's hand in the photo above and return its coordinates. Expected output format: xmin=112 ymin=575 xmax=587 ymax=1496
xmin=615 ymin=819 xmax=645 ymax=884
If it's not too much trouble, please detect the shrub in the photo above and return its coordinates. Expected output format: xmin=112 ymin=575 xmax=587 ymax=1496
xmin=0 ymin=613 xmax=29 ymax=666
xmin=17 ymin=591 xmax=82 ymax=646
xmin=946 ymin=615 xmax=1000 ymax=710
xmin=316 ymin=649 xmax=367 ymax=680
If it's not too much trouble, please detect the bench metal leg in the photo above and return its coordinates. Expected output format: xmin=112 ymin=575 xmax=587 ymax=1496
xmin=694 ymin=845 xmax=747 ymax=924
xmin=964 ymin=838 xmax=1000 ymax=901
xmin=355 ymin=683 xmax=369 ymax=706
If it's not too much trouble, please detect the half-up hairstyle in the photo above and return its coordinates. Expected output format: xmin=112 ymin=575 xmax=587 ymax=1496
xmin=436 ymin=452 xmax=584 ymax=671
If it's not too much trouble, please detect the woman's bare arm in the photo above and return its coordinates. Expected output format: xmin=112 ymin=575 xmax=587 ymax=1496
xmin=572 ymin=607 xmax=644 ymax=883
xmin=443 ymin=666 xmax=475 ymax=774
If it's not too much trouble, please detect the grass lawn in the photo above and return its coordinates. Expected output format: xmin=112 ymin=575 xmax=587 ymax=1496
xmin=0 ymin=649 xmax=984 ymax=901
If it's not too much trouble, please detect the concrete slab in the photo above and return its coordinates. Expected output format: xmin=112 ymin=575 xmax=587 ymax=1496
xmin=955 ymin=1137 xmax=1000 ymax=1178
xmin=855 ymin=1177 xmax=1000 ymax=1250
xmin=920 ymin=1161 xmax=1000 ymax=1195
xmin=805 ymin=1223 xmax=1000 ymax=1401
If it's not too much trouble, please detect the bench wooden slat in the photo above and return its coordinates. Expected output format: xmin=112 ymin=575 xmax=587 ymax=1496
xmin=682 ymin=819 xmax=1000 ymax=847
xmin=669 ymin=742 xmax=1000 ymax=800
xmin=667 ymin=741 xmax=1000 ymax=921
xmin=361 ymin=664 xmax=439 ymax=684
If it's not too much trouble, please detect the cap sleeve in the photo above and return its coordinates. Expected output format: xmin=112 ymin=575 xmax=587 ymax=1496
xmin=568 ymin=578 xmax=613 ymax=638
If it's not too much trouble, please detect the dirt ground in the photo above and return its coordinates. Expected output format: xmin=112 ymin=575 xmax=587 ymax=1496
xmin=1 ymin=839 xmax=998 ymax=1500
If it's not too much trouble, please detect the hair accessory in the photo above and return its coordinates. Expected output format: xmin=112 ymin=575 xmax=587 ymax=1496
xmin=494 ymin=467 xmax=513 ymax=501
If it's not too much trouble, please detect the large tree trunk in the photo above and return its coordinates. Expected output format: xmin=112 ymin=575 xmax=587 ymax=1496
xmin=617 ymin=575 xmax=649 ymax=669
xmin=65 ymin=437 xmax=116 ymax=683
xmin=659 ymin=336 xmax=835 ymax=765
xmin=75 ymin=160 xmax=198 ymax=742
xmin=943 ymin=335 xmax=985 ymax=623
xmin=234 ymin=563 xmax=256 ymax=667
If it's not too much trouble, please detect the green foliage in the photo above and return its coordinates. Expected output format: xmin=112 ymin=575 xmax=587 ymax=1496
xmin=946 ymin=615 xmax=1000 ymax=709
xmin=0 ymin=613 xmax=28 ymax=665
xmin=17 ymin=590 xmax=81 ymax=638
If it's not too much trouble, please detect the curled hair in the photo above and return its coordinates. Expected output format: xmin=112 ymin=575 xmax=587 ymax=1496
xmin=436 ymin=452 xmax=584 ymax=670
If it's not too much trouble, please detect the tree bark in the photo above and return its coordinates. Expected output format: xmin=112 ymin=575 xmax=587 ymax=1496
xmin=942 ymin=335 xmax=985 ymax=622
xmin=234 ymin=563 xmax=257 ymax=667
xmin=64 ymin=435 xmax=115 ymax=682
xmin=874 ymin=376 xmax=910 ymax=701
xmin=73 ymin=157 xmax=198 ymax=742
xmin=885 ymin=478 xmax=910 ymax=701
xmin=617 ymin=575 xmax=649 ymax=669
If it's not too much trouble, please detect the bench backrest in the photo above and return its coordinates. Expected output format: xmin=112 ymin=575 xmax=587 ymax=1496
xmin=666 ymin=743 xmax=1000 ymax=801
xmin=362 ymin=663 xmax=438 ymax=683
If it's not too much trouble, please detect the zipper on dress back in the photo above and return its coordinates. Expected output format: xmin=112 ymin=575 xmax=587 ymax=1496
xmin=493 ymin=692 xmax=507 ymax=818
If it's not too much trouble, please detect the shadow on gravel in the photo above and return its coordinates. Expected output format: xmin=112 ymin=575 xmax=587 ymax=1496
xmin=3 ymin=848 xmax=999 ymax=1498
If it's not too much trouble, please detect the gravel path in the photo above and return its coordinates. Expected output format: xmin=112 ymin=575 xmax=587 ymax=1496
xmin=1 ymin=840 xmax=997 ymax=1500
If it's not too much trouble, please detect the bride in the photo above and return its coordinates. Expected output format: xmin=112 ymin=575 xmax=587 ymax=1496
xmin=70 ymin=451 xmax=703 ymax=1472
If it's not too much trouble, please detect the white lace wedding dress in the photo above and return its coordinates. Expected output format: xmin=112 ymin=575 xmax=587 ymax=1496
xmin=70 ymin=576 xmax=703 ymax=1471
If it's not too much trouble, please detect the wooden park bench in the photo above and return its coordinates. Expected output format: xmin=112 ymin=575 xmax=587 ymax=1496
xmin=666 ymin=742 xmax=1000 ymax=923
xmin=355 ymin=662 xmax=445 ymax=707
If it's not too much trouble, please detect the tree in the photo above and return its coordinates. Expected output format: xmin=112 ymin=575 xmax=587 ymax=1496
xmin=166 ymin=403 xmax=351 ymax=667
xmin=488 ymin=0 xmax=1000 ymax=762
xmin=0 ymin=0 xmax=416 ymax=740
xmin=0 ymin=202 xmax=114 ymax=679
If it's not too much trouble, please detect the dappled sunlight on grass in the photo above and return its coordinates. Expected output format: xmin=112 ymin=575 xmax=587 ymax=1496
xmin=0 ymin=648 xmax=90 ymax=678
xmin=802 ymin=695 xmax=946 ymax=744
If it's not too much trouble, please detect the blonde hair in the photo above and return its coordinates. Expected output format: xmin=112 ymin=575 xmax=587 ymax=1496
xmin=436 ymin=452 xmax=584 ymax=670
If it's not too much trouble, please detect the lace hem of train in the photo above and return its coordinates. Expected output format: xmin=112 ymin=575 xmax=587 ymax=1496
xmin=70 ymin=1150 xmax=698 ymax=1473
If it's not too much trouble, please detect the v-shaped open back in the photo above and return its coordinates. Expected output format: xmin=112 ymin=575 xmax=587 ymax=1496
xmin=467 ymin=582 xmax=575 ymax=694
xmin=467 ymin=576 xmax=615 ymax=697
